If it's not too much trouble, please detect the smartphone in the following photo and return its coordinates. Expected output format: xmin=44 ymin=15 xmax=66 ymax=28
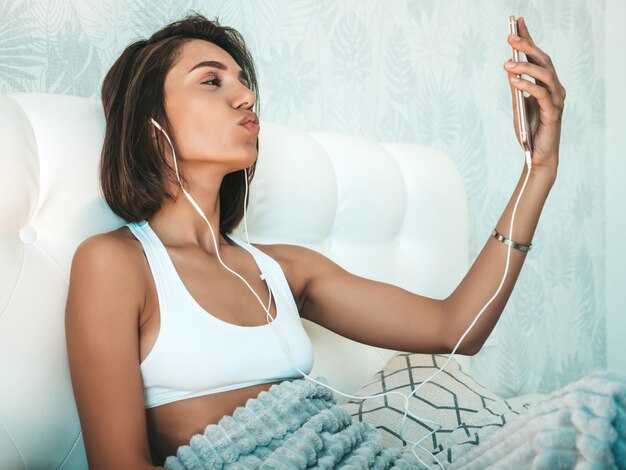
xmin=509 ymin=15 xmax=532 ymax=154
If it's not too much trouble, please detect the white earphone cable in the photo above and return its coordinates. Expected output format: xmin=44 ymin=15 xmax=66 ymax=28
xmin=150 ymin=118 xmax=532 ymax=469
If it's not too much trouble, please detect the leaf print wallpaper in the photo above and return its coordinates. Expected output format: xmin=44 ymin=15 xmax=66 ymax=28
xmin=1 ymin=0 xmax=610 ymax=398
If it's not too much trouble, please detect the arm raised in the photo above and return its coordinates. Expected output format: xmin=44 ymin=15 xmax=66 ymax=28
xmin=283 ymin=163 xmax=554 ymax=357
xmin=444 ymin=163 xmax=555 ymax=355
xmin=282 ymin=244 xmax=463 ymax=355
xmin=65 ymin=235 xmax=162 ymax=469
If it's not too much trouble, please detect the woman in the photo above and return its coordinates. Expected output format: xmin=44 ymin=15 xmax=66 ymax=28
xmin=65 ymin=13 xmax=565 ymax=469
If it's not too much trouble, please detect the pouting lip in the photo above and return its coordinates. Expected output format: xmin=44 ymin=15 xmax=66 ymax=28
xmin=241 ymin=121 xmax=260 ymax=135
xmin=238 ymin=111 xmax=259 ymax=126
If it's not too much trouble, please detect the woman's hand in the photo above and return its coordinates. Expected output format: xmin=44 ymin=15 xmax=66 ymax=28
xmin=504 ymin=16 xmax=565 ymax=178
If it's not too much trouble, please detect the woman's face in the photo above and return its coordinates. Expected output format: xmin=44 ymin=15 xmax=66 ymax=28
xmin=162 ymin=39 xmax=257 ymax=173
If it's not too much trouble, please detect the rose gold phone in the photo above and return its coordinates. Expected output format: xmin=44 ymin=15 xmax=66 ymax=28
xmin=509 ymin=15 xmax=532 ymax=154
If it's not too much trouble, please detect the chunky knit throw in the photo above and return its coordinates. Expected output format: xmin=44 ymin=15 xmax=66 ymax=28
xmin=163 ymin=378 xmax=423 ymax=469
xmin=163 ymin=369 xmax=626 ymax=469
xmin=448 ymin=370 xmax=626 ymax=469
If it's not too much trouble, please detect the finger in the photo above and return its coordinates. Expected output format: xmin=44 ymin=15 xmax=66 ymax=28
xmin=516 ymin=16 xmax=540 ymax=64
xmin=504 ymin=59 xmax=524 ymax=101
xmin=511 ymin=16 xmax=540 ymax=67
xmin=508 ymin=33 xmax=551 ymax=68
xmin=504 ymin=59 xmax=564 ymax=109
xmin=517 ymin=17 xmax=533 ymax=43
xmin=509 ymin=75 xmax=562 ymax=123
xmin=505 ymin=57 xmax=543 ymax=87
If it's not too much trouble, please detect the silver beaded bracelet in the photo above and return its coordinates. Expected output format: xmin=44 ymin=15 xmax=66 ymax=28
xmin=491 ymin=228 xmax=533 ymax=253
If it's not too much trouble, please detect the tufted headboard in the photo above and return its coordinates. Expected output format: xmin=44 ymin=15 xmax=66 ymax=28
xmin=0 ymin=92 xmax=471 ymax=469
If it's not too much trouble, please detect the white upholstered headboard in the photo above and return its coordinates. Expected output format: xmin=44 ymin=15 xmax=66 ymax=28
xmin=0 ymin=92 xmax=470 ymax=469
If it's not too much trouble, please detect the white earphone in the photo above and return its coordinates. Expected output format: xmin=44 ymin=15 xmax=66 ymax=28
xmin=150 ymin=117 xmax=533 ymax=469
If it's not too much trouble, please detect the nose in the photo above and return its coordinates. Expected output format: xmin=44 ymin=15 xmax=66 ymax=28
xmin=236 ymin=84 xmax=255 ymax=109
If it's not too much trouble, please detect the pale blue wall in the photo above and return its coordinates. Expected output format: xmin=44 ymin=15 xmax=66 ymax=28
xmin=1 ymin=0 xmax=609 ymax=397
xmin=605 ymin=0 xmax=626 ymax=377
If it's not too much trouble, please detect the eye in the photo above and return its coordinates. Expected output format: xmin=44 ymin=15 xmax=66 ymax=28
xmin=201 ymin=76 xmax=222 ymax=86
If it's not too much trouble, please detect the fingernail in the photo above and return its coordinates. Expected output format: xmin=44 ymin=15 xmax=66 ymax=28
xmin=511 ymin=76 xmax=521 ymax=83
xmin=505 ymin=61 xmax=516 ymax=68
xmin=511 ymin=34 xmax=521 ymax=41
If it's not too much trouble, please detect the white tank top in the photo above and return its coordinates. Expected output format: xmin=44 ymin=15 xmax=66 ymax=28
xmin=126 ymin=220 xmax=315 ymax=409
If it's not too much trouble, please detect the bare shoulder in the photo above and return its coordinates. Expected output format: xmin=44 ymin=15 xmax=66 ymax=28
xmin=250 ymin=242 xmax=342 ymax=312
xmin=70 ymin=227 xmax=147 ymax=314
xmin=74 ymin=225 xmax=145 ymax=271
xmin=80 ymin=224 xmax=143 ymax=250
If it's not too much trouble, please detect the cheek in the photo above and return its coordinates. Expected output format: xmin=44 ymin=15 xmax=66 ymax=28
xmin=166 ymin=101 xmax=212 ymax=152
xmin=167 ymin=95 xmax=247 ymax=159
xmin=181 ymin=113 xmax=238 ymax=159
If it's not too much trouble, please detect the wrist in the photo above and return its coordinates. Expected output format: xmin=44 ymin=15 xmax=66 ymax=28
xmin=524 ymin=161 xmax=557 ymax=188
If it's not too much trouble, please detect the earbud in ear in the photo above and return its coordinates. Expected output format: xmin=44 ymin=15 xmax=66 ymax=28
xmin=150 ymin=118 xmax=162 ymax=130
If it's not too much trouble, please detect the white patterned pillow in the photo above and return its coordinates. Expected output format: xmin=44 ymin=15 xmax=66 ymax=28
xmin=339 ymin=352 xmax=534 ymax=467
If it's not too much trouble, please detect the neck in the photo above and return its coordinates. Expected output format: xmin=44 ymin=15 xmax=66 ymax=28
xmin=147 ymin=169 xmax=230 ymax=255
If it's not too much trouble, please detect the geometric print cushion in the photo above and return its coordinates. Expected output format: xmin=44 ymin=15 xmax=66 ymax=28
xmin=339 ymin=353 xmax=534 ymax=468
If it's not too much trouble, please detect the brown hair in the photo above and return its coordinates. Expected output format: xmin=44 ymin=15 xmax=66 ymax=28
xmin=99 ymin=12 xmax=260 ymax=243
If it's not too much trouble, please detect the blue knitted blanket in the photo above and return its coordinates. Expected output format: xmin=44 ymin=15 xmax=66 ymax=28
xmin=447 ymin=370 xmax=626 ymax=469
xmin=163 ymin=370 xmax=626 ymax=469
xmin=162 ymin=378 xmax=422 ymax=469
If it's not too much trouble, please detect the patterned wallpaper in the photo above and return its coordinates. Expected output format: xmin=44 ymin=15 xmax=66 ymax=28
xmin=1 ymin=0 xmax=606 ymax=398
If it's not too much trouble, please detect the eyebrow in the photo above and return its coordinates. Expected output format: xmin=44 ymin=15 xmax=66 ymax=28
xmin=188 ymin=60 xmax=248 ymax=82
